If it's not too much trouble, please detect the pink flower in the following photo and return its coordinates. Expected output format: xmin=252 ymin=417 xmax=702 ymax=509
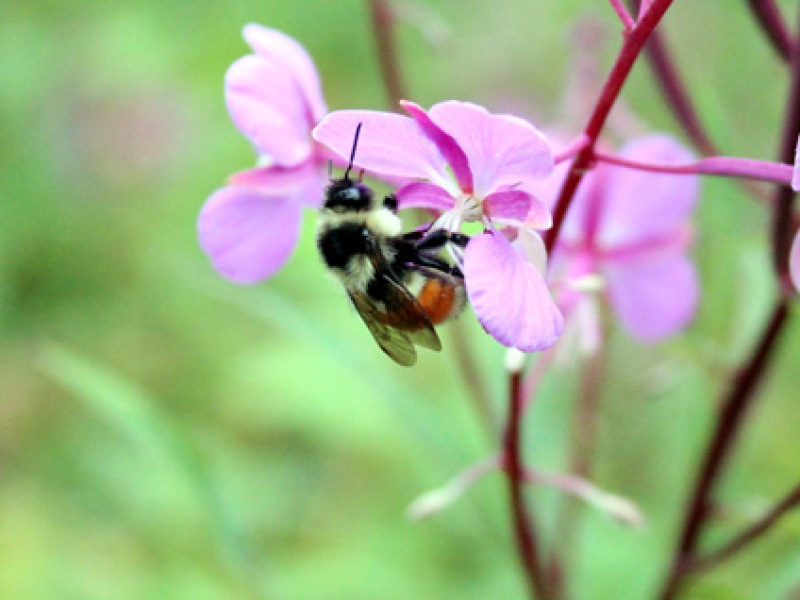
xmin=790 ymin=135 xmax=800 ymax=293
xmin=198 ymin=24 xmax=329 ymax=284
xmin=790 ymin=231 xmax=800 ymax=293
xmin=535 ymin=134 xmax=699 ymax=343
xmin=792 ymin=134 xmax=800 ymax=192
xmin=313 ymin=101 xmax=564 ymax=352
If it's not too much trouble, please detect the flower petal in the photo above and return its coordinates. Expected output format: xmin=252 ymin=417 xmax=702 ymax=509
xmin=790 ymin=231 xmax=800 ymax=292
xmin=428 ymin=101 xmax=554 ymax=195
xmin=401 ymin=100 xmax=474 ymax=193
xmin=484 ymin=189 xmax=532 ymax=222
xmin=792 ymin=134 xmax=800 ymax=191
xmin=605 ymin=250 xmax=698 ymax=341
xmin=198 ymin=186 xmax=302 ymax=284
xmin=515 ymin=228 xmax=548 ymax=275
xmin=227 ymin=162 xmax=327 ymax=208
xmin=396 ymin=182 xmax=454 ymax=211
xmin=225 ymin=54 xmax=312 ymax=166
xmin=312 ymin=110 xmax=450 ymax=186
xmin=465 ymin=230 xmax=563 ymax=352
xmin=599 ymin=134 xmax=698 ymax=246
xmin=242 ymin=24 xmax=327 ymax=123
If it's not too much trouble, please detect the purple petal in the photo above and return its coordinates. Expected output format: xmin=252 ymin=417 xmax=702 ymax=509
xmin=605 ymin=250 xmax=698 ymax=342
xmin=428 ymin=101 xmax=553 ymax=195
xmin=396 ymin=182 xmax=454 ymax=211
xmin=526 ymin=197 xmax=554 ymax=230
xmin=401 ymin=101 xmax=474 ymax=193
xmin=514 ymin=228 xmax=548 ymax=275
xmin=793 ymin=134 xmax=800 ymax=191
xmin=227 ymin=161 xmax=327 ymax=208
xmin=599 ymin=135 xmax=698 ymax=247
xmin=312 ymin=110 xmax=450 ymax=184
xmin=243 ymin=24 xmax=327 ymax=123
xmin=225 ymin=55 xmax=312 ymax=166
xmin=198 ymin=186 xmax=302 ymax=284
xmin=484 ymin=189 xmax=532 ymax=222
xmin=790 ymin=231 xmax=800 ymax=292
xmin=464 ymin=230 xmax=563 ymax=352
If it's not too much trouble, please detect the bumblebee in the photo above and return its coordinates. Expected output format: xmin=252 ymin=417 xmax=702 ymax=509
xmin=317 ymin=125 xmax=467 ymax=366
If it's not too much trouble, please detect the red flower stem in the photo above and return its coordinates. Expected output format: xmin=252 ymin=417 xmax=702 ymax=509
xmin=544 ymin=0 xmax=675 ymax=255
xmin=367 ymin=0 xmax=408 ymax=108
xmin=684 ymin=481 xmax=800 ymax=577
xmin=771 ymin=9 xmax=800 ymax=291
xmin=608 ymin=0 xmax=636 ymax=30
xmin=593 ymin=151 xmax=794 ymax=185
xmin=504 ymin=369 xmax=552 ymax=599
xmin=746 ymin=0 xmax=796 ymax=62
xmin=553 ymin=134 xmax=591 ymax=165
xmin=658 ymin=298 xmax=791 ymax=600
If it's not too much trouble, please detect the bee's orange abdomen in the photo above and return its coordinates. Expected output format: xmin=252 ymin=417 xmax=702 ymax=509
xmin=417 ymin=279 xmax=457 ymax=324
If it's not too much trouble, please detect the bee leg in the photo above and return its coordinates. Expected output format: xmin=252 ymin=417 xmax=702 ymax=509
xmin=383 ymin=193 xmax=398 ymax=213
xmin=407 ymin=254 xmax=465 ymax=280
xmin=414 ymin=229 xmax=469 ymax=252
xmin=401 ymin=229 xmax=425 ymax=242
xmin=409 ymin=254 xmax=451 ymax=271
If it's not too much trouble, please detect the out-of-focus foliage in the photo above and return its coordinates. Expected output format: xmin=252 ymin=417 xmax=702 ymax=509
xmin=1 ymin=1 xmax=799 ymax=598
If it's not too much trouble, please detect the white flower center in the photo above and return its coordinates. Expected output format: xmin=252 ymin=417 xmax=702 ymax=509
xmin=430 ymin=193 xmax=486 ymax=267
xmin=434 ymin=193 xmax=484 ymax=233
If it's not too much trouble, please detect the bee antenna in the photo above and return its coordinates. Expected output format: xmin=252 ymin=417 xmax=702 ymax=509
xmin=343 ymin=122 xmax=363 ymax=181
xmin=327 ymin=159 xmax=332 ymax=179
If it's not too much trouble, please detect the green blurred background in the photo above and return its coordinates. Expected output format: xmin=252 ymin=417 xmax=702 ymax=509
xmin=2 ymin=1 xmax=800 ymax=598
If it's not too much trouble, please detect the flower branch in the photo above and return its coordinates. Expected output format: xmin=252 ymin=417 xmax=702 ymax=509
xmin=746 ymin=0 xmax=796 ymax=62
xmin=504 ymin=361 xmax=551 ymax=599
xmin=607 ymin=0 xmax=636 ymax=31
xmin=626 ymin=0 xmax=718 ymax=156
xmin=545 ymin=0 xmax=675 ymax=254
xmin=658 ymin=298 xmax=791 ymax=600
xmin=367 ymin=0 xmax=409 ymax=107
xmin=553 ymin=134 xmax=591 ymax=165
xmin=684 ymin=481 xmax=800 ymax=577
xmin=408 ymin=451 xmax=642 ymax=526
xmin=593 ymin=150 xmax=795 ymax=186
xmin=771 ymin=9 xmax=800 ymax=290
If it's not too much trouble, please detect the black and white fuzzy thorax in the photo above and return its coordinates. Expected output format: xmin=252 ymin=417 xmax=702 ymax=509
xmin=316 ymin=179 xmax=403 ymax=291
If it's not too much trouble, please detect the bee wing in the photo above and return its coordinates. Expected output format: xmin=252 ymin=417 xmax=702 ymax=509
xmin=348 ymin=290 xmax=419 ymax=366
xmin=380 ymin=272 xmax=442 ymax=352
xmin=348 ymin=270 xmax=442 ymax=366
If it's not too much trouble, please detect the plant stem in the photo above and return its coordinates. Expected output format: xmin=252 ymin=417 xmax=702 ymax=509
xmin=746 ymin=0 xmax=796 ymax=61
xmin=545 ymin=0 xmax=675 ymax=254
xmin=657 ymin=298 xmax=791 ymax=600
xmin=593 ymin=151 xmax=793 ymax=185
xmin=685 ymin=482 xmax=800 ymax=576
xmin=608 ymin=0 xmax=636 ymax=30
xmin=504 ymin=369 xmax=551 ymax=599
xmin=367 ymin=0 xmax=408 ymax=108
xmin=771 ymin=8 xmax=800 ymax=291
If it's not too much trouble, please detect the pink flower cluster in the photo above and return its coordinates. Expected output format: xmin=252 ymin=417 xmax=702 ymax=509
xmin=199 ymin=23 xmax=709 ymax=357
xmin=198 ymin=24 xmax=331 ymax=284
xmin=532 ymin=135 xmax=699 ymax=345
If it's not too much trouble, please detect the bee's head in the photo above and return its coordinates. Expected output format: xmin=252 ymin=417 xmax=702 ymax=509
xmin=322 ymin=122 xmax=378 ymax=214
xmin=323 ymin=178 xmax=375 ymax=213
